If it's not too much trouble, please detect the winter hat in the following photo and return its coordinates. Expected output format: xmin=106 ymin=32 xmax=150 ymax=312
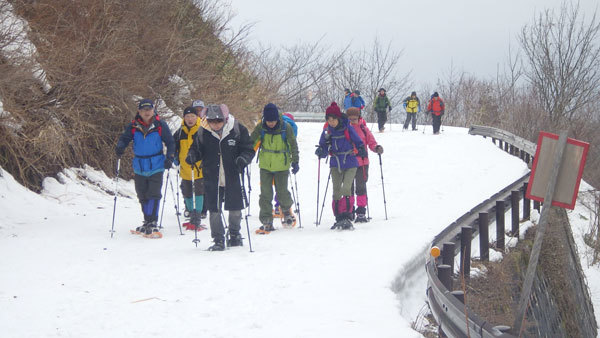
xmin=346 ymin=107 xmax=360 ymax=117
xmin=433 ymin=92 xmax=439 ymax=98
xmin=411 ymin=91 xmax=417 ymax=96
xmin=379 ymin=88 xmax=386 ymax=93
xmin=192 ymin=100 xmax=205 ymax=108
xmin=138 ymin=98 xmax=154 ymax=110
xmin=354 ymin=90 xmax=361 ymax=96
xmin=183 ymin=106 xmax=197 ymax=116
xmin=262 ymin=103 xmax=279 ymax=122
xmin=325 ymin=102 xmax=342 ymax=119
xmin=205 ymin=104 xmax=225 ymax=120
xmin=344 ymin=88 xmax=351 ymax=94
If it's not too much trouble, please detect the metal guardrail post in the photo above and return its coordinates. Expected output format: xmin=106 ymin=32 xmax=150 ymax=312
xmin=523 ymin=182 xmax=530 ymax=220
xmin=438 ymin=264 xmax=452 ymax=290
xmin=504 ymin=142 xmax=509 ymax=152
xmin=451 ymin=290 xmax=465 ymax=303
xmin=498 ymin=139 xmax=503 ymax=149
xmin=526 ymin=153 xmax=531 ymax=165
xmin=442 ymin=242 xmax=455 ymax=274
xmin=479 ymin=212 xmax=489 ymax=261
xmin=496 ymin=200 xmax=505 ymax=250
xmin=460 ymin=226 xmax=472 ymax=280
xmin=511 ymin=190 xmax=520 ymax=235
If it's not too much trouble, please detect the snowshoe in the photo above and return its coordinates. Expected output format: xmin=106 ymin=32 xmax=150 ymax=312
xmin=281 ymin=209 xmax=297 ymax=228
xmin=142 ymin=224 xmax=163 ymax=239
xmin=130 ymin=224 xmax=146 ymax=235
xmin=330 ymin=219 xmax=354 ymax=230
xmin=355 ymin=214 xmax=369 ymax=223
xmin=207 ymin=239 xmax=225 ymax=251
xmin=183 ymin=222 xmax=207 ymax=231
xmin=256 ymin=223 xmax=275 ymax=235
xmin=272 ymin=206 xmax=283 ymax=219
xmin=227 ymin=233 xmax=243 ymax=247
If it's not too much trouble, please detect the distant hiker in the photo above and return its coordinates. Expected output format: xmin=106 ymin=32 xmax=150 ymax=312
xmin=192 ymin=99 xmax=209 ymax=219
xmin=351 ymin=90 xmax=366 ymax=112
xmin=427 ymin=92 xmax=445 ymax=135
xmin=250 ymin=103 xmax=299 ymax=234
xmin=271 ymin=112 xmax=298 ymax=219
xmin=343 ymin=88 xmax=352 ymax=111
xmin=402 ymin=91 xmax=420 ymax=131
xmin=173 ymin=106 xmax=205 ymax=231
xmin=374 ymin=88 xmax=392 ymax=133
xmin=315 ymin=102 xmax=367 ymax=230
xmin=115 ymin=98 xmax=175 ymax=238
xmin=185 ymin=104 xmax=254 ymax=251
xmin=346 ymin=107 xmax=383 ymax=223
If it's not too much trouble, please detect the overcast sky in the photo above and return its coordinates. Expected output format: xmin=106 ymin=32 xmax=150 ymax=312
xmin=227 ymin=0 xmax=599 ymax=87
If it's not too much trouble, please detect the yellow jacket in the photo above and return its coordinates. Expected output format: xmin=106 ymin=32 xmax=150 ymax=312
xmin=176 ymin=118 xmax=206 ymax=180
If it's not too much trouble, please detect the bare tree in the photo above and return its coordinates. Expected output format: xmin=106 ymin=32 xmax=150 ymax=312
xmin=519 ymin=2 xmax=600 ymax=124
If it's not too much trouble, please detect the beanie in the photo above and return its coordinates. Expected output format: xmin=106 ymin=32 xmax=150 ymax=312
xmin=433 ymin=92 xmax=439 ymax=98
xmin=325 ymin=102 xmax=342 ymax=119
xmin=379 ymin=88 xmax=386 ymax=92
xmin=411 ymin=91 xmax=417 ymax=96
xmin=346 ymin=107 xmax=360 ymax=117
xmin=263 ymin=103 xmax=279 ymax=122
xmin=183 ymin=106 xmax=197 ymax=116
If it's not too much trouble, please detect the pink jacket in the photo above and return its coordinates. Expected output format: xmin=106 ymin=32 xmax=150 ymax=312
xmin=350 ymin=118 xmax=378 ymax=166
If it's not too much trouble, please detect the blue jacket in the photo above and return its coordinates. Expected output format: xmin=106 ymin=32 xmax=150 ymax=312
xmin=351 ymin=95 xmax=365 ymax=109
xmin=116 ymin=114 xmax=175 ymax=176
xmin=318 ymin=118 xmax=364 ymax=171
xmin=343 ymin=94 xmax=352 ymax=110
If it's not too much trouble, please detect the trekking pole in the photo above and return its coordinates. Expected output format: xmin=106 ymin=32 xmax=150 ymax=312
xmin=168 ymin=174 xmax=184 ymax=235
xmin=378 ymin=153 xmax=388 ymax=220
xmin=191 ymin=167 xmax=200 ymax=247
xmin=315 ymin=158 xmax=321 ymax=226
xmin=246 ymin=166 xmax=252 ymax=216
xmin=294 ymin=173 xmax=302 ymax=228
xmin=318 ymin=172 xmax=331 ymax=225
xmin=362 ymin=165 xmax=372 ymax=221
xmin=158 ymin=169 xmax=170 ymax=229
xmin=240 ymin=168 xmax=254 ymax=252
xmin=110 ymin=158 xmax=120 ymax=238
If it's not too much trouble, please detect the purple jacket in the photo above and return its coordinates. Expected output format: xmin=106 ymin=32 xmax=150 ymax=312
xmin=319 ymin=118 xmax=364 ymax=170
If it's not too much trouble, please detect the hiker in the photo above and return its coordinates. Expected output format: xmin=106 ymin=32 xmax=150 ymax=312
xmin=271 ymin=112 xmax=298 ymax=219
xmin=173 ymin=105 xmax=205 ymax=231
xmin=374 ymin=88 xmax=392 ymax=132
xmin=185 ymin=104 xmax=254 ymax=251
xmin=250 ymin=103 xmax=299 ymax=234
xmin=115 ymin=98 xmax=175 ymax=238
xmin=351 ymin=90 xmax=366 ymax=112
xmin=192 ymin=99 xmax=209 ymax=220
xmin=345 ymin=107 xmax=383 ymax=223
xmin=427 ymin=92 xmax=445 ymax=135
xmin=315 ymin=102 xmax=367 ymax=230
xmin=343 ymin=88 xmax=353 ymax=111
xmin=402 ymin=91 xmax=420 ymax=131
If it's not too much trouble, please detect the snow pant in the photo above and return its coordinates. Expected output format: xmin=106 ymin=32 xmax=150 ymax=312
xmin=259 ymin=169 xmax=293 ymax=225
xmin=208 ymin=186 xmax=242 ymax=241
xmin=351 ymin=165 xmax=369 ymax=215
xmin=134 ymin=171 xmax=163 ymax=222
xmin=376 ymin=110 xmax=387 ymax=131
xmin=181 ymin=178 xmax=204 ymax=212
xmin=331 ymin=167 xmax=357 ymax=220
xmin=432 ymin=114 xmax=442 ymax=134
xmin=403 ymin=112 xmax=417 ymax=130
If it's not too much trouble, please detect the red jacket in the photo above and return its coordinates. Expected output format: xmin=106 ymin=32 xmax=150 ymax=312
xmin=350 ymin=118 xmax=378 ymax=166
xmin=427 ymin=97 xmax=445 ymax=116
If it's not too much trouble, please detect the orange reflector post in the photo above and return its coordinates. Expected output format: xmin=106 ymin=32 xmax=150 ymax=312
xmin=430 ymin=246 xmax=441 ymax=258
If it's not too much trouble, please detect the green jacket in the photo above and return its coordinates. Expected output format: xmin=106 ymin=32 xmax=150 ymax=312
xmin=373 ymin=94 xmax=391 ymax=112
xmin=251 ymin=116 xmax=299 ymax=172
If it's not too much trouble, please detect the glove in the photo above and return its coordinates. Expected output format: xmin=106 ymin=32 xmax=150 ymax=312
xmin=235 ymin=156 xmax=248 ymax=173
xmin=115 ymin=147 xmax=125 ymax=157
xmin=357 ymin=146 xmax=368 ymax=158
xmin=315 ymin=147 xmax=328 ymax=159
xmin=174 ymin=158 xmax=180 ymax=166
xmin=375 ymin=145 xmax=384 ymax=154
xmin=291 ymin=162 xmax=299 ymax=174
xmin=185 ymin=151 xmax=198 ymax=165
xmin=164 ymin=158 xmax=173 ymax=170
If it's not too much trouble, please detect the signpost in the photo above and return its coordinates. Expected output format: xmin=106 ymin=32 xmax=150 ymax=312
xmin=513 ymin=131 xmax=589 ymax=334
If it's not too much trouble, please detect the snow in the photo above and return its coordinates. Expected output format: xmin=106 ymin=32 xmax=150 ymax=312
xmin=0 ymin=122 xmax=596 ymax=337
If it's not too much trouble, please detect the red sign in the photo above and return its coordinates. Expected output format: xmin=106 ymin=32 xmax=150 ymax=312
xmin=526 ymin=131 xmax=589 ymax=210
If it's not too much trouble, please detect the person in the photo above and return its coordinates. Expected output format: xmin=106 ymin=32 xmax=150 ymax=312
xmin=271 ymin=112 xmax=298 ymax=218
xmin=351 ymin=90 xmax=366 ymax=112
xmin=373 ymin=88 xmax=392 ymax=133
xmin=343 ymin=88 xmax=353 ymax=111
xmin=192 ymin=99 xmax=209 ymax=220
xmin=402 ymin=91 xmax=420 ymax=131
xmin=173 ymin=105 xmax=205 ymax=231
xmin=315 ymin=102 xmax=367 ymax=230
xmin=185 ymin=104 xmax=254 ymax=251
xmin=115 ymin=98 xmax=175 ymax=238
xmin=345 ymin=107 xmax=383 ymax=223
xmin=251 ymin=103 xmax=299 ymax=234
xmin=427 ymin=92 xmax=445 ymax=135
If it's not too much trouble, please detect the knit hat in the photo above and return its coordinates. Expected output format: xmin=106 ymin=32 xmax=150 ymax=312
xmin=183 ymin=106 xmax=197 ymax=116
xmin=354 ymin=90 xmax=361 ymax=96
xmin=138 ymin=98 xmax=154 ymax=110
xmin=192 ymin=100 xmax=205 ymax=108
xmin=262 ymin=103 xmax=279 ymax=122
xmin=433 ymin=92 xmax=439 ymax=98
xmin=379 ymin=88 xmax=386 ymax=93
xmin=344 ymin=88 xmax=351 ymax=94
xmin=325 ymin=102 xmax=342 ymax=119
xmin=346 ymin=107 xmax=360 ymax=117
xmin=411 ymin=91 xmax=417 ymax=96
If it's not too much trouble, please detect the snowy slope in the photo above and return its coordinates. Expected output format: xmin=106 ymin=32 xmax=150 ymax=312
xmin=0 ymin=122 xmax=560 ymax=338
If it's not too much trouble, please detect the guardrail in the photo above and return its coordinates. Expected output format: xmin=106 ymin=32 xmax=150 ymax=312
xmin=287 ymin=111 xmax=324 ymax=122
xmin=425 ymin=125 xmax=537 ymax=337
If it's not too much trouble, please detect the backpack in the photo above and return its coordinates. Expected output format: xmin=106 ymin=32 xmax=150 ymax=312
xmin=282 ymin=113 xmax=298 ymax=136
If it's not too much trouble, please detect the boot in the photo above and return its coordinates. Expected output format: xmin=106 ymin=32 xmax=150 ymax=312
xmin=227 ymin=232 xmax=243 ymax=247
xmin=354 ymin=206 xmax=368 ymax=223
xmin=208 ymin=237 xmax=225 ymax=251
xmin=143 ymin=220 xmax=163 ymax=239
xmin=188 ymin=211 xmax=206 ymax=231
xmin=256 ymin=222 xmax=275 ymax=235
xmin=282 ymin=208 xmax=297 ymax=227
xmin=272 ymin=206 xmax=283 ymax=218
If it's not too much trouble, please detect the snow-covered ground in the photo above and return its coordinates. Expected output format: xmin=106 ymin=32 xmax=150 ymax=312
xmin=0 ymin=122 xmax=596 ymax=337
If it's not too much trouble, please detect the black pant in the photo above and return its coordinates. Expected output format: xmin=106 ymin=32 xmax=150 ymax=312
xmin=403 ymin=113 xmax=417 ymax=130
xmin=134 ymin=172 xmax=164 ymax=222
xmin=209 ymin=186 xmax=242 ymax=240
xmin=432 ymin=114 xmax=442 ymax=133
xmin=376 ymin=110 xmax=387 ymax=130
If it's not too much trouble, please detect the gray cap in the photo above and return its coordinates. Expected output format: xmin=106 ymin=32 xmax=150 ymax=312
xmin=205 ymin=104 xmax=224 ymax=120
xmin=192 ymin=100 xmax=205 ymax=108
